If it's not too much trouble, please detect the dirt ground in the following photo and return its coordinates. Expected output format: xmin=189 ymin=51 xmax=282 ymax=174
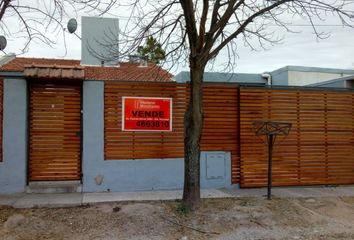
xmin=1 ymin=196 xmax=354 ymax=240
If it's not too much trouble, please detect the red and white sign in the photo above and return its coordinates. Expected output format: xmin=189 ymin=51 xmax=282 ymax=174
xmin=122 ymin=97 xmax=172 ymax=131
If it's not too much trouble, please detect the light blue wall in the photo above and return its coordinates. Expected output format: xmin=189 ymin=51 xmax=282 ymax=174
xmin=82 ymin=81 xmax=105 ymax=191
xmin=316 ymin=81 xmax=346 ymax=88
xmin=306 ymin=75 xmax=354 ymax=89
xmin=175 ymin=71 xmax=266 ymax=85
xmin=82 ymin=81 xmax=232 ymax=192
xmin=0 ymin=79 xmax=27 ymax=193
xmin=271 ymin=69 xmax=289 ymax=86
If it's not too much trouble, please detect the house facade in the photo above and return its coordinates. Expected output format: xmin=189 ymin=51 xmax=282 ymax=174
xmin=0 ymin=56 xmax=235 ymax=194
xmin=1 ymin=57 xmax=354 ymax=193
xmin=1 ymin=15 xmax=353 ymax=193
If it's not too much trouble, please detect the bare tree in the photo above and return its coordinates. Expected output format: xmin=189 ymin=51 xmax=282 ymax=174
xmin=0 ymin=0 xmax=114 ymax=53
xmin=104 ymin=0 xmax=354 ymax=210
xmin=2 ymin=0 xmax=353 ymax=210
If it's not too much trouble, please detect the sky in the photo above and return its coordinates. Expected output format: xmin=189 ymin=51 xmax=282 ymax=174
xmin=1 ymin=2 xmax=354 ymax=75
xmin=215 ymin=24 xmax=354 ymax=74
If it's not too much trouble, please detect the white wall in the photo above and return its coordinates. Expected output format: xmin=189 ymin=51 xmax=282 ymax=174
xmin=288 ymin=71 xmax=352 ymax=86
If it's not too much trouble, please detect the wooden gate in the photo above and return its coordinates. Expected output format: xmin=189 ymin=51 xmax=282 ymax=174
xmin=29 ymin=84 xmax=82 ymax=181
xmin=240 ymin=87 xmax=354 ymax=187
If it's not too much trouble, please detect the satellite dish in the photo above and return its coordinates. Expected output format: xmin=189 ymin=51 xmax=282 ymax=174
xmin=67 ymin=18 xmax=78 ymax=34
xmin=0 ymin=35 xmax=7 ymax=51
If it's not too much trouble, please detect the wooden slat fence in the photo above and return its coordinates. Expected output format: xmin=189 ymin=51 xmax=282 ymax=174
xmin=200 ymin=85 xmax=239 ymax=183
xmin=240 ymin=87 xmax=354 ymax=187
xmin=104 ymin=82 xmax=354 ymax=187
xmin=105 ymin=82 xmax=186 ymax=160
xmin=104 ymin=82 xmax=240 ymax=183
xmin=29 ymin=84 xmax=82 ymax=181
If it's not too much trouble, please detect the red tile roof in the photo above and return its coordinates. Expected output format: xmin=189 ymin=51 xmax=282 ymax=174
xmin=24 ymin=64 xmax=85 ymax=80
xmin=0 ymin=57 xmax=174 ymax=82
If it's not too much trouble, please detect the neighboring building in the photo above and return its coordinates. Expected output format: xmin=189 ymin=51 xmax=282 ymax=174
xmin=306 ymin=74 xmax=354 ymax=89
xmin=176 ymin=66 xmax=354 ymax=88
xmin=270 ymin=66 xmax=354 ymax=86
xmin=175 ymin=71 xmax=267 ymax=85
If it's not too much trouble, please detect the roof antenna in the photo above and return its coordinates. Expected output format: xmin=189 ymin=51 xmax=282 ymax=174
xmin=0 ymin=35 xmax=7 ymax=54
xmin=67 ymin=18 xmax=81 ymax=40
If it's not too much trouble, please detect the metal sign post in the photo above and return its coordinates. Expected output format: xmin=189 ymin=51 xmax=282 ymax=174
xmin=267 ymin=134 xmax=273 ymax=200
xmin=253 ymin=121 xmax=292 ymax=200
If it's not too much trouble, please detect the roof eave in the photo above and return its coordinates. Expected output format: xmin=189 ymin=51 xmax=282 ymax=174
xmin=0 ymin=71 xmax=24 ymax=78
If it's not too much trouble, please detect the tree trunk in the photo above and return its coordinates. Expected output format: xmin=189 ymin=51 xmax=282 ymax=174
xmin=182 ymin=58 xmax=205 ymax=210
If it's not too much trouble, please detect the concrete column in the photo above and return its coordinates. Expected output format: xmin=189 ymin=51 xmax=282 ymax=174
xmin=0 ymin=78 xmax=28 ymax=193
xmin=82 ymin=81 xmax=105 ymax=192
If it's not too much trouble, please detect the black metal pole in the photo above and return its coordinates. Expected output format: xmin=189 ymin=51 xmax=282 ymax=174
xmin=267 ymin=134 xmax=274 ymax=200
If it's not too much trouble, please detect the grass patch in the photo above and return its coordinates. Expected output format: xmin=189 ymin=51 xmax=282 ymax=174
xmin=174 ymin=202 xmax=190 ymax=217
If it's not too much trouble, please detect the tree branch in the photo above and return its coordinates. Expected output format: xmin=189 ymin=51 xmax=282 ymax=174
xmin=0 ymin=0 xmax=11 ymax=21
xmin=208 ymin=0 xmax=291 ymax=60
xmin=180 ymin=0 xmax=199 ymax=56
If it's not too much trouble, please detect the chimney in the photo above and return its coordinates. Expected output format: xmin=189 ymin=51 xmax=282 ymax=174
xmin=129 ymin=55 xmax=148 ymax=67
xmin=128 ymin=55 xmax=141 ymax=64
xmin=81 ymin=16 xmax=120 ymax=67
xmin=139 ymin=56 xmax=148 ymax=67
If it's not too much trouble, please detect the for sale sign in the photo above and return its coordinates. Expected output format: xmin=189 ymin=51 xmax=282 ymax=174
xmin=122 ymin=97 xmax=172 ymax=131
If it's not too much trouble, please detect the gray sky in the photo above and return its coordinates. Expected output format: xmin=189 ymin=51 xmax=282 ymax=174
xmin=214 ymin=24 xmax=354 ymax=73
xmin=1 ymin=4 xmax=354 ymax=75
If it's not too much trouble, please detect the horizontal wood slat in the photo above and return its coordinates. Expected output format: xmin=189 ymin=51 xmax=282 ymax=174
xmin=104 ymin=82 xmax=187 ymax=160
xmin=240 ymin=88 xmax=354 ymax=187
xmin=29 ymin=84 xmax=81 ymax=181
xmin=104 ymin=83 xmax=354 ymax=187
xmin=104 ymin=82 xmax=240 ymax=184
xmin=201 ymin=85 xmax=239 ymax=184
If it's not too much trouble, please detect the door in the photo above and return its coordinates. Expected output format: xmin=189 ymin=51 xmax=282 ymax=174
xmin=29 ymin=84 xmax=82 ymax=181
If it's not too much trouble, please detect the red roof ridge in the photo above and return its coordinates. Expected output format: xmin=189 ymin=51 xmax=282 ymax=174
xmin=24 ymin=63 xmax=84 ymax=69
xmin=15 ymin=56 xmax=80 ymax=62
xmin=1 ymin=56 xmax=174 ymax=82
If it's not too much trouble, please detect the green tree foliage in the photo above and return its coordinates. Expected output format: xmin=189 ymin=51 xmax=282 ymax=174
xmin=137 ymin=36 xmax=165 ymax=64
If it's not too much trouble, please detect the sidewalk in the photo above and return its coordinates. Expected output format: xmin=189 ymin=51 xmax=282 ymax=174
xmin=1 ymin=186 xmax=353 ymax=208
